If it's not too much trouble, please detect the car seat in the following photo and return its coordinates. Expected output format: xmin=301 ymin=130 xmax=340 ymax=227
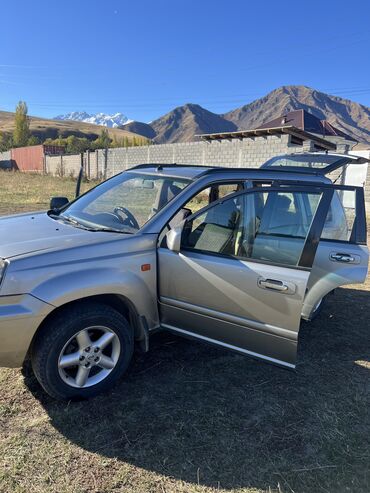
xmin=193 ymin=199 xmax=239 ymax=253
xmin=259 ymin=194 xmax=300 ymax=236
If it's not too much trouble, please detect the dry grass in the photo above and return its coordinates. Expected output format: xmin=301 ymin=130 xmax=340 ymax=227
xmin=0 ymin=172 xmax=369 ymax=493
xmin=0 ymin=170 xmax=98 ymax=216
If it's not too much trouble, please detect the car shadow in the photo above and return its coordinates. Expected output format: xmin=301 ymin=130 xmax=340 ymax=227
xmin=23 ymin=287 xmax=370 ymax=492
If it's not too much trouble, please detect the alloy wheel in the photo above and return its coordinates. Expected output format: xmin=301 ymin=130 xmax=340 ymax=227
xmin=58 ymin=326 xmax=121 ymax=388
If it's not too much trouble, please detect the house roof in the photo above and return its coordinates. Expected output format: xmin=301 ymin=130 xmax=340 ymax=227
xmin=258 ymin=109 xmax=356 ymax=142
xmin=196 ymin=125 xmax=337 ymax=150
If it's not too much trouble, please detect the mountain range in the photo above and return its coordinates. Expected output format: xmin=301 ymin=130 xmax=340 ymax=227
xmin=53 ymin=86 xmax=370 ymax=145
xmin=222 ymin=86 xmax=370 ymax=145
xmin=55 ymin=111 xmax=131 ymax=128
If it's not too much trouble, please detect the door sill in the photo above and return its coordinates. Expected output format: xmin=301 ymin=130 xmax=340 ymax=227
xmin=161 ymin=323 xmax=296 ymax=369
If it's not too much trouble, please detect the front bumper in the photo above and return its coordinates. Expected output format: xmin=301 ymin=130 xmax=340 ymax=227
xmin=0 ymin=294 xmax=54 ymax=367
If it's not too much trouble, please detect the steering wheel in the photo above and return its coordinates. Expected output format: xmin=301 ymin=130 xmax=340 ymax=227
xmin=114 ymin=206 xmax=140 ymax=230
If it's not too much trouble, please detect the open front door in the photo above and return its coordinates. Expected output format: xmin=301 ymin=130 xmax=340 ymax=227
xmin=158 ymin=184 xmax=340 ymax=368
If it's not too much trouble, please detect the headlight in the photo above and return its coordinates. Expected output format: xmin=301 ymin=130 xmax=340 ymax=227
xmin=0 ymin=259 xmax=9 ymax=287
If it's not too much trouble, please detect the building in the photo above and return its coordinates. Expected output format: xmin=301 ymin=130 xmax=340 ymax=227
xmin=258 ymin=109 xmax=357 ymax=151
xmin=10 ymin=144 xmax=65 ymax=172
xmin=197 ymin=109 xmax=357 ymax=153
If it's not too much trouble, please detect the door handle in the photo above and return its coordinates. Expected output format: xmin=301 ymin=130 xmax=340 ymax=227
xmin=330 ymin=253 xmax=355 ymax=263
xmin=258 ymin=278 xmax=289 ymax=292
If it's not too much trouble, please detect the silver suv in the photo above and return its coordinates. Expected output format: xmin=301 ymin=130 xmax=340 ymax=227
xmin=0 ymin=152 xmax=368 ymax=400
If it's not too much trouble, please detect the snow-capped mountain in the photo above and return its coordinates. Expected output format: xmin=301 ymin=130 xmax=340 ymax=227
xmin=54 ymin=111 xmax=132 ymax=128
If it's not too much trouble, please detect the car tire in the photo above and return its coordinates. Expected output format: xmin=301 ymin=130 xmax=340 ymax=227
xmin=31 ymin=302 xmax=134 ymax=400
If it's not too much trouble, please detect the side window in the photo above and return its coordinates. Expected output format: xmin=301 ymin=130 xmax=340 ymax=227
xmin=248 ymin=191 xmax=322 ymax=266
xmin=184 ymin=187 xmax=211 ymax=214
xmin=183 ymin=182 xmax=243 ymax=215
xmin=182 ymin=190 xmax=323 ymax=267
xmin=218 ymin=183 xmax=242 ymax=199
xmin=306 ymin=189 xmax=356 ymax=242
xmin=160 ymin=182 xmax=245 ymax=249
xmin=182 ymin=195 xmax=243 ymax=255
xmin=324 ymin=190 xmax=355 ymax=241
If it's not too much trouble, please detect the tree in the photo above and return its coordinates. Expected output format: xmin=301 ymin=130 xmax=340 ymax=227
xmin=65 ymin=135 xmax=91 ymax=153
xmin=43 ymin=135 xmax=93 ymax=153
xmin=111 ymin=134 xmax=120 ymax=148
xmin=27 ymin=135 xmax=40 ymax=146
xmin=65 ymin=135 xmax=78 ymax=153
xmin=93 ymin=128 xmax=111 ymax=149
xmin=13 ymin=101 xmax=30 ymax=147
xmin=0 ymin=132 xmax=13 ymax=152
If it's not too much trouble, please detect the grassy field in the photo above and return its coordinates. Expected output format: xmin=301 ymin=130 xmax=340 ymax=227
xmin=0 ymin=171 xmax=97 ymax=216
xmin=0 ymin=171 xmax=369 ymax=493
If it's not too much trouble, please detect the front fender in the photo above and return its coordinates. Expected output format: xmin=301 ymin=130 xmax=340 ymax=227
xmin=31 ymin=266 xmax=158 ymax=329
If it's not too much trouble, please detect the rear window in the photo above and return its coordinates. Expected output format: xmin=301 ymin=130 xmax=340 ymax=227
xmin=262 ymin=154 xmax=343 ymax=170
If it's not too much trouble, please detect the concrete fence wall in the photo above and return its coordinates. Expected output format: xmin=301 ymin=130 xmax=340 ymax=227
xmin=42 ymin=135 xmax=370 ymax=211
xmin=44 ymin=134 xmax=304 ymax=179
xmin=45 ymin=154 xmax=82 ymax=177
xmin=95 ymin=134 xmax=305 ymax=177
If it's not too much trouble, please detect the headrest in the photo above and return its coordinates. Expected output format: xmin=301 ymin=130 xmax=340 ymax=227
xmin=276 ymin=195 xmax=291 ymax=210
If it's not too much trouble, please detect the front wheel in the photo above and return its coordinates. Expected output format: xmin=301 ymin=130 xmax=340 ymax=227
xmin=31 ymin=303 xmax=134 ymax=400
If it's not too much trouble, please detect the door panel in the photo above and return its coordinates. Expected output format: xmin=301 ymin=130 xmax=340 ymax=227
xmin=303 ymin=242 xmax=369 ymax=319
xmin=160 ymin=302 xmax=298 ymax=367
xmin=159 ymin=248 xmax=310 ymax=367
xmin=302 ymin=185 xmax=368 ymax=319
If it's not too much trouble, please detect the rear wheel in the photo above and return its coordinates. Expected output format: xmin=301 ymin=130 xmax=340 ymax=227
xmin=31 ymin=303 xmax=134 ymax=400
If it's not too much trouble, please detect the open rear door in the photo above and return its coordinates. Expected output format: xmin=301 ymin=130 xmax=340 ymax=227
xmin=303 ymin=183 xmax=368 ymax=319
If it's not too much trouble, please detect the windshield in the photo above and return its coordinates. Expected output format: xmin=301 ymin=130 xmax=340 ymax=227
xmin=56 ymin=171 xmax=190 ymax=233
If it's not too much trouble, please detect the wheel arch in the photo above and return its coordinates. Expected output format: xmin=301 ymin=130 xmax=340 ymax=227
xmin=26 ymin=293 xmax=149 ymax=363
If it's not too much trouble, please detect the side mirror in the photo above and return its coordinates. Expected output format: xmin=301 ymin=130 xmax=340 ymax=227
xmin=166 ymin=223 xmax=184 ymax=253
xmin=50 ymin=196 xmax=69 ymax=210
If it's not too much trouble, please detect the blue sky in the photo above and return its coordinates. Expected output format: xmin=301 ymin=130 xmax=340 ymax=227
xmin=1 ymin=0 xmax=370 ymax=122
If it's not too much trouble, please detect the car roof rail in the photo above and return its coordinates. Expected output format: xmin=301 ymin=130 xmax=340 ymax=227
xmin=127 ymin=163 xmax=333 ymax=178
xmin=128 ymin=163 xmax=227 ymax=174
xmin=129 ymin=163 xmax=177 ymax=170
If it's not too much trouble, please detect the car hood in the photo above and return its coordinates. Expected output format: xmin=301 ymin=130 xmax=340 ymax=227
xmin=0 ymin=211 xmax=128 ymax=259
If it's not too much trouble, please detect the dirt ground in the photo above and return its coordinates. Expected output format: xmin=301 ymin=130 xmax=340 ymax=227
xmin=0 ymin=171 xmax=369 ymax=492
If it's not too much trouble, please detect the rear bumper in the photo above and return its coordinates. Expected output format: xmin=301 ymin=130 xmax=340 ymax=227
xmin=0 ymin=295 xmax=53 ymax=367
